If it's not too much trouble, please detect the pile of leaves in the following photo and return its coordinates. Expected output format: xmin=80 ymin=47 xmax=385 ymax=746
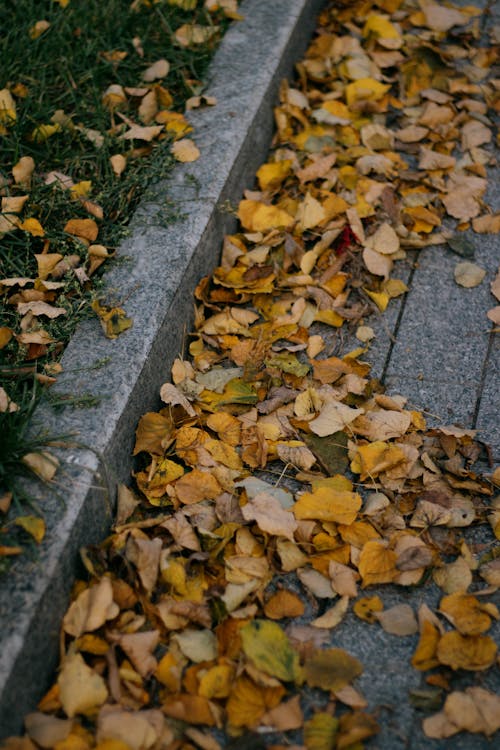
xmin=2 ymin=0 xmax=500 ymax=747
xmin=0 ymin=0 xmax=240 ymax=558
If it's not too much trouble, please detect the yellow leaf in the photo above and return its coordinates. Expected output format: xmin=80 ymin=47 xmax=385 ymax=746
xmin=14 ymin=515 xmax=45 ymax=544
xmin=19 ymin=218 xmax=45 ymax=237
xmin=345 ymin=78 xmax=390 ymax=106
xmin=226 ymin=676 xmax=285 ymax=729
xmin=70 ymin=181 xmax=92 ymax=199
xmin=240 ymin=619 xmax=301 ymax=682
xmin=439 ymin=593 xmax=498 ymax=635
xmin=29 ymin=20 xmax=50 ymax=40
xmin=313 ymin=309 xmax=344 ymax=327
xmin=358 ymin=540 xmax=398 ymax=586
xmin=350 ymin=440 xmax=406 ymax=480
xmin=296 ymin=192 xmax=326 ymax=230
xmin=91 ymin=299 xmax=132 ymax=339
xmin=411 ymin=620 xmax=440 ymax=671
xmin=155 ymin=651 xmax=183 ymax=692
xmin=0 ymin=88 xmax=16 ymax=123
xmin=293 ymin=486 xmax=362 ymax=524
xmin=64 ymin=218 xmax=98 ymax=242
xmin=206 ymin=412 xmax=240 ymax=445
xmin=58 ymin=653 xmax=108 ymax=717
xmin=198 ymin=664 xmax=234 ymax=699
xmin=264 ymin=589 xmax=305 ymax=620
xmin=32 ymin=123 xmax=61 ymax=142
xmin=174 ymin=468 xmax=221 ymax=504
xmin=160 ymin=557 xmax=188 ymax=596
xmin=363 ymin=15 xmax=402 ymax=48
xmin=437 ymin=631 xmax=497 ymax=671
xmin=162 ymin=693 xmax=218 ymax=726
xmin=237 ymin=199 xmax=295 ymax=232
xmin=75 ymin=634 xmax=110 ymax=656
xmin=0 ymin=327 xmax=13 ymax=349
xmin=133 ymin=412 xmax=173 ymax=456
xmin=94 ymin=742 xmax=131 ymax=750
xmin=54 ymin=732 xmax=91 ymax=750
xmin=353 ymin=595 xmax=383 ymax=623
xmin=363 ymin=288 xmax=389 ymax=311
xmin=256 ymin=160 xmax=292 ymax=191
xmin=304 ymin=713 xmax=339 ymax=750
xmin=168 ymin=0 xmax=197 ymax=8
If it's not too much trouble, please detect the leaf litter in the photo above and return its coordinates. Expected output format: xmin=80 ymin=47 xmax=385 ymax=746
xmin=3 ymin=0 xmax=500 ymax=746
xmin=0 ymin=0 xmax=239 ymax=559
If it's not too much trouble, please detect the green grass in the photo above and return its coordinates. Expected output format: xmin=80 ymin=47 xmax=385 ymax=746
xmin=0 ymin=0 xmax=234 ymax=563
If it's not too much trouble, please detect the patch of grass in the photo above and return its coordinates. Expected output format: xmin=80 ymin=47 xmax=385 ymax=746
xmin=0 ymin=0 xmax=236 ymax=547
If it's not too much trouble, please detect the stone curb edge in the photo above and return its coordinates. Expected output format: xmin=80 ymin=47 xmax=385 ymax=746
xmin=0 ymin=0 xmax=326 ymax=736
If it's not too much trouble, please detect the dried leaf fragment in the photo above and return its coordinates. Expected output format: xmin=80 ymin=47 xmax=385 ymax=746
xmin=454 ymin=262 xmax=486 ymax=288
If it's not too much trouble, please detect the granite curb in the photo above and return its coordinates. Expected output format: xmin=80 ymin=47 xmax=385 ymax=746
xmin=0 ymin=0 xmax=325 ymax=734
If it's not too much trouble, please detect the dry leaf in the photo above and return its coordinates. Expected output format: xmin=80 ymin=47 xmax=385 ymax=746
xmin=454 ymin=261 xmax=486 ymax=288
xmin=63 ymin=577 xmax=119 ymax=637
xmin=242 ymin=491 xmax=298 ymax=540
xmin=172 ymin=139 xmax=200 ymax=163
xmin=58 ymin=653 xmax=108 ymax=718
xmin=142 ymin=59 xmax=170 ymax=81
xmin=375 ymin=603 xmax=418 ymax=636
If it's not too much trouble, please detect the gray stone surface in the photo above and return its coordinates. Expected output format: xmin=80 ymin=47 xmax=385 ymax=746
xmin=0 ymin=0 xmax=326 ymax=736
xmin=1 ymin=0 xmax=498 ymax=744
xmin=383 ymin=242 xmax=497 ymax=430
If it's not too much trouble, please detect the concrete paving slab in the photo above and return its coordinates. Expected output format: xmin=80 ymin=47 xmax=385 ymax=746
xmin=0 ymin=0 xmax=326 ymax=736
xmin=383 ymin=241 xmax=498 ymax=444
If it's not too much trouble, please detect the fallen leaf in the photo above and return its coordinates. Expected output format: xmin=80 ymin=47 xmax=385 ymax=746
xmin=240 ymin=619 xmax=300 ymax=682
xmin=311 ymin=596 xmax=349 ymax=629
xmin=58 ymin=653 xmax=108 ymax=718
xmin=242 ymin=492 xmax=298 ymax=540
xmin=264 ymin=589 xmax=305 ymax=620
xmin=304 ymin=713 xmax=339 ymax=750
xmin=454 ymin=261 xmax=486 ymax=288
xmin=172 ymin=139 xmax=200 ymax=162
xmin=436 ymin=630 xmax=497 ymax=671
xmin=293 ymin=486 xmax=362 ymax=525
xmin=63 ymin=577 xmax=119 ymax=637
xmin=304 ymin=648 xmax=363 ymax=691
xmin=14 ymin=516 xmax=45 ymax=544
xmin=375 ymin=603 xmax=418 ymax=636
xmin=142 ymin=59 xmax=170 ymax=81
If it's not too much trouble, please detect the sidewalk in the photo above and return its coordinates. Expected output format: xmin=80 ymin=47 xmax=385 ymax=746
xmin=1 ymin=0 xmax=499 ymax=748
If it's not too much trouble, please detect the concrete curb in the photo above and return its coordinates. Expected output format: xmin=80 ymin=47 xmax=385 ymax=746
xmin=0 ymin=0 xmax=325 ymax=735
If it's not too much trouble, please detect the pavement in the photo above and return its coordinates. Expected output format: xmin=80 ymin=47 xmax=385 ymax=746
xmin=0 ymin=0 xmax=499 ymax=746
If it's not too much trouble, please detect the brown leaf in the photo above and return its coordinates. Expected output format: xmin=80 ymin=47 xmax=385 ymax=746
xmin=119 ymin=631 xmax=159 ymax=677
xmin=63 ymin=218 xmax=99 ymax=242
xmin=304 ymin=648 xmax=363 ymax=692
xmin=63 ymin=577 xmax=119 ymax=637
